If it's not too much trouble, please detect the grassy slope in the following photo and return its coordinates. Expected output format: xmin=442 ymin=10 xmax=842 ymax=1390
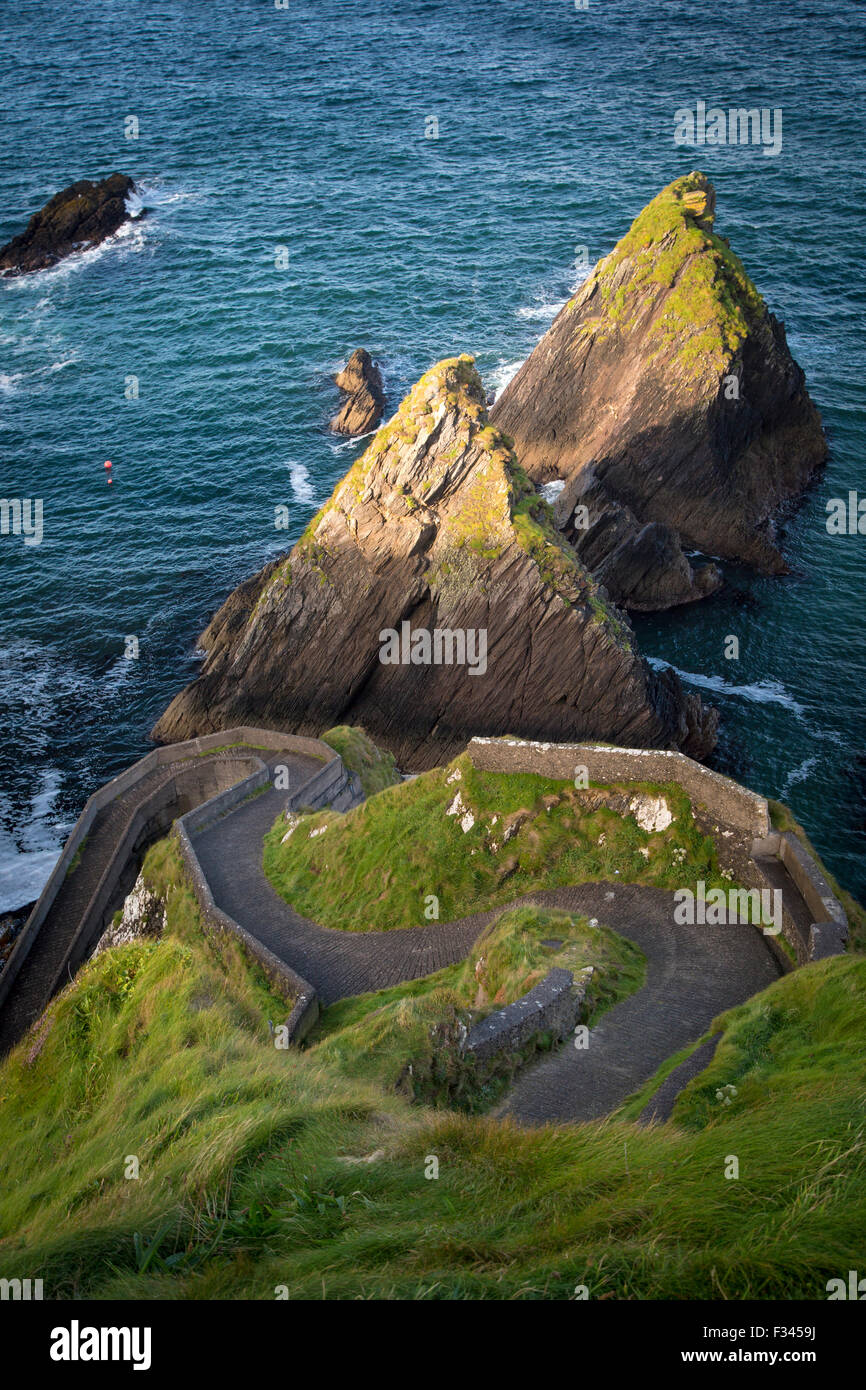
xmin=263 ymin=752 xmax=732 ymax=932
xmin=320 ymin=725 xmax=400 ymax=798
xmin=2 ymin=835 xmax=865 ymax=1300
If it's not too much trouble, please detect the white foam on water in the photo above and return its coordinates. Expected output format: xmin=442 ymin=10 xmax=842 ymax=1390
xmin=516 ymin=299 xmax=568 ymax=322
xmin=0 ymin=767 xmax=69 ymax=913
xmin=486 ymin=358 xmax=525 ymax=398
xmin=3 ymin=215 xmax=149 ymax=293
xmin=539 ymin=479 xmax=566 ymax=503
xmin=780 ymin=756 xmax=820 ymax=798
xmin=647 ymin=658 xmax=806 ymax=715
xmin=0 ymin=353 xmax=78 ymax=396
xmin=288 ymin=460 xmax=316 ymax=503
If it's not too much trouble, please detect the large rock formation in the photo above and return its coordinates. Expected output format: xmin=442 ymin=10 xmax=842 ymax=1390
xmin=330 ymin=349 xmax=385 ymax=435
xmin=0 ymin=173 xmax=136 ymax=276
xmin=491 ymin=172 xmax=827 ymax=610
xmin=154 ymin=356 xmax=716 ymax=765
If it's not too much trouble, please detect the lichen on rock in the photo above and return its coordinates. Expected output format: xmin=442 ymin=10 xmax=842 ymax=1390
xmin=153 ymin=354 xmax=716 ymax=765
xmin=491 ymin=171 xmax=827 ymax=611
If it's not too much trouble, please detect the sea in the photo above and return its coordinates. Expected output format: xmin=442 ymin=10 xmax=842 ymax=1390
xmin=0 ymin=0 xmax=864 ymax=911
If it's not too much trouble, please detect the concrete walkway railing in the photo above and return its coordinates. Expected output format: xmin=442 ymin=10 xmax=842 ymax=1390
xmin=0 ymin=728 xmax=338 ymax=1052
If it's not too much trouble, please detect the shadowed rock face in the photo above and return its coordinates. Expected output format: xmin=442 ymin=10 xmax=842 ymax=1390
xmin=154 ymin=356 xmax=717 ymax=765
xmin=0 ymin=173 xmax=136 ymax=276
xmin=490 ymin=172 xmax=827 ymax=611
xmin=330 ymin=349 xmax=385 ymax=435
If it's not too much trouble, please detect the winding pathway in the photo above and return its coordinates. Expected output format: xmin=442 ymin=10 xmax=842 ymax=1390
xmin=191 ymin=782 xmax=781 ymax=1123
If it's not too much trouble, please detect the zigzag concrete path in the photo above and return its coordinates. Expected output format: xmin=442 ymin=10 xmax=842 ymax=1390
xmin=191 ymin=784 xmax=781 ymax=1122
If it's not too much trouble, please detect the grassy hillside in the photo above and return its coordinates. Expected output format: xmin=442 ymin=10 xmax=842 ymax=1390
xmin=1 ymin=832 xmax=864 ymax=1301
xmin=320 ymin=725 xmax=401 ymax=798
xmin=263 ymin=752 xmax=733 ymax=932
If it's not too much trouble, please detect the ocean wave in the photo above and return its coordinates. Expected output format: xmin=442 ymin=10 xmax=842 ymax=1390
xmin=0 ymin=768 xmax=69 ymax=913
xmin=0 ymin=353 xmax=78 ymax=395
xmin=780 ymin=756 xmax=820 ymax=797
xmin=486 ymin=357 xmax=525 ymax=398
xmin=2 ymin=215 xmax=149 ymax=291
xmin=288 ymin=460 xmax=316 ymax=504
xmin=647 ymin=659 xmax=806 ymax=714
xmin=516 ymin=299 xmax=568 ymax=322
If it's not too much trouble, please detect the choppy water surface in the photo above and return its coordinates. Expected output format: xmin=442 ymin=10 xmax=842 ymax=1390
xmin=0 ymin=0 xmax=864 ymax=908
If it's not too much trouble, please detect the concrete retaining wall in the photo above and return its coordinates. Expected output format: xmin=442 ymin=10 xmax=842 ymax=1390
xmin=0 ymin=728 xmax=336 ymax=1028
xmin=464 ymin=967 xmax=591 ymax=1063
xmin=467 ymin=738 xmax=770 ymax=838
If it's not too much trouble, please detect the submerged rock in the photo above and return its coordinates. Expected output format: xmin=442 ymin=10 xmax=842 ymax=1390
xmin=491 ymin=172 xmax=827 ymax=610
xmin=154 ymin=355 xmax=716 ymax=765
xmin=0 ymin=173 xmax=137 ymax=276
xmin=330 ymin=348 xmax=385 ymax=435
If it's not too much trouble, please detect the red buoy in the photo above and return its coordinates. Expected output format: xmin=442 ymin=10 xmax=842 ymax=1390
xmin=104 ymin=460 xmax=112 ymax=470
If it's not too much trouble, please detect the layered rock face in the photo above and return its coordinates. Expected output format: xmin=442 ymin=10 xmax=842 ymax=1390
xmin=154 ymin=356 xmax=716 ymax=765
xmin=0 ymin=173 xmax=136 ymax=276
xmin=330 ymin=348 xmax=385 ymax=435
xmin=491 ymin=172 xmax=827 ymax=610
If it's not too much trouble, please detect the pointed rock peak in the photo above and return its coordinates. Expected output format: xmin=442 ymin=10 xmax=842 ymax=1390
xmin=153 ymin=352 xmax=717 ymax=761
xmin=570 ymin=170 xmax=765 ymax=380
xmin=303 ymin=354 xmax=629 ymax=649
xmin=491 ymin=173 xmax=826 ymax=608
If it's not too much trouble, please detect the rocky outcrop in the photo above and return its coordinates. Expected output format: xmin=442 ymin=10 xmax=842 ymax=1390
xmin=330 ymin=349 xmax=385 ymax=435
xmin=93 ymin=872 xmax=165 ymax=956
xmin=154 ymin=356 xmax=717 ymax=765
xmin=491 ymin=172 xmax=827 ymax=610
xmin=0 ymin=173 xmax=136 ymax=276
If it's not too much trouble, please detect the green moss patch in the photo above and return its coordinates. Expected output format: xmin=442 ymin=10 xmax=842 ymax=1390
xmin=321 ymin=726 xmax=400 ymax=798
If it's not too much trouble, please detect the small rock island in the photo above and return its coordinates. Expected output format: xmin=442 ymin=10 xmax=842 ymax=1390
xmin=330 ymin=348 xmax=385 ymax=435
xmin=0 ymin=172 xmax=137 ymax=276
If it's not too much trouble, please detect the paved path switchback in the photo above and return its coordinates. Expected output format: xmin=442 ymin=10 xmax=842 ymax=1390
xmin=192 ymin=791 xmax=781 ymax=1123
xmin=496 ymin=883 xmax=779 ymax=1126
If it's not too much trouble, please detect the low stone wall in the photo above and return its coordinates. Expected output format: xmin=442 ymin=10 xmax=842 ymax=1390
xmin=778 ymin=832 xmax=847 ymax=932
xmin=752 ymin=830 xmax=848 ymax=964
xmin=464 ymin=967 xmax=591 ymax=1063
xmin=174 ymin=747 xmax=348 ymax=1043
xmin=0 ymin=728 xmax=336 ymax=1042
xmin=287 ymin=753 xmax=350 ymax=812
xmin=467 ymin=737 xmax=770 ymax=838
xmin=175 ymin=821 xmax=320 ymax=1045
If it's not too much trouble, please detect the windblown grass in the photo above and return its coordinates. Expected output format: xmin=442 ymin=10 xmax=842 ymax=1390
xmin=2 ymin=834 xmax=864 ymax=1301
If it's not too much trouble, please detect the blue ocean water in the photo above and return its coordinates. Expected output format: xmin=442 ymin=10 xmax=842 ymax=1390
xmin=0 ymin=0 xmax=864 ymax=910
